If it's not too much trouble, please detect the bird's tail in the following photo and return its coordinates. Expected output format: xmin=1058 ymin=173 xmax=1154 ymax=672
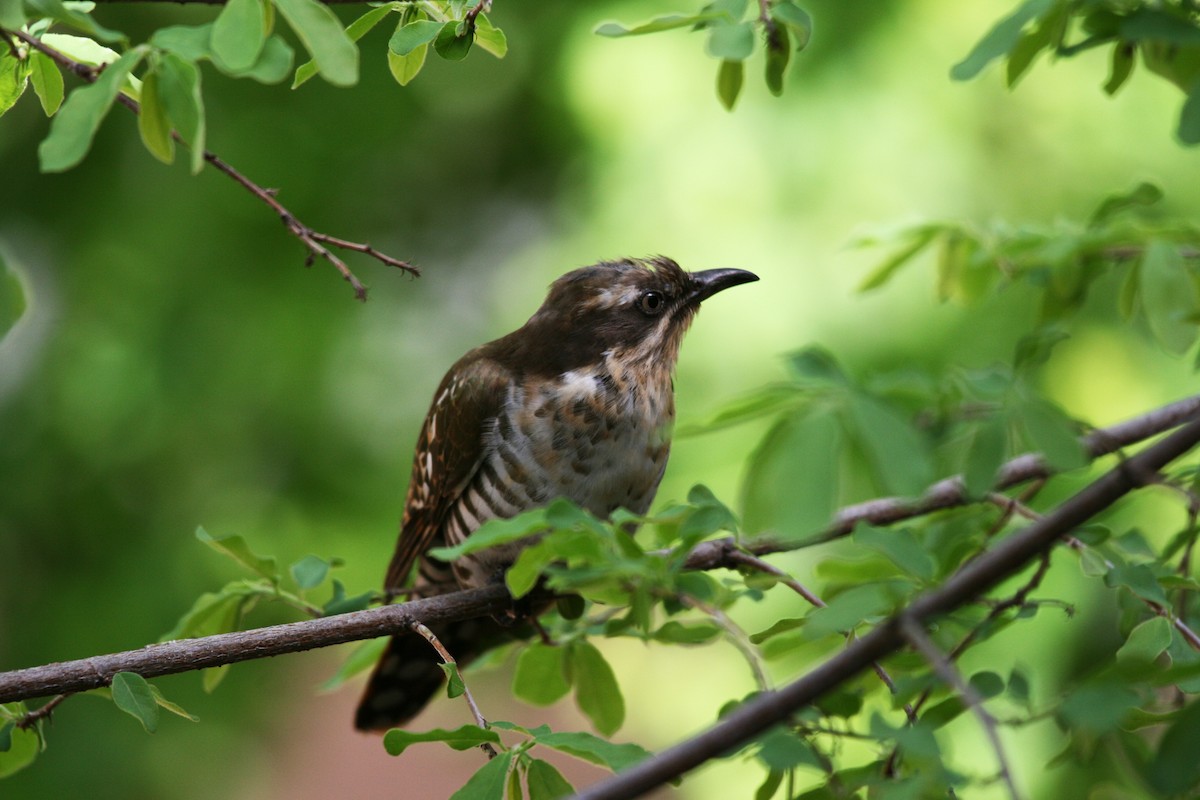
xmin=354 ymin=616 xmax=516 ymax=732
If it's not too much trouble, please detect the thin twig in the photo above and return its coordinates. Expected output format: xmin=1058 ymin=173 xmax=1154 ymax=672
xmin=15 ymin=694 xmax=68 ymax=729
xmin=678 ymin=594 xmax=771 ymax=692
xmin=899 ymin=616 xmax=1020 ymax=800
xmin=6 ymin=28 xmax=419 ymax=300
xmin=411 ymin=622 xmax=498 ymax=759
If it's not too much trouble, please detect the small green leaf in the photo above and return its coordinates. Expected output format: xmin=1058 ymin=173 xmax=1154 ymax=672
xmin=963 ymin=417 xmax=1007 ymax=496
xmin=0 ymin=710 xmax=38 ymax=778
xmin=1117 ymin=616 xmax=1173 ymax=666
xmin=433 ymin=20 xmax=473 ymax=61
xmin=1105 ymin=43 xmax=1135 ymax=96
xmin=388 ymin=42 xmax=428 ymax=86
xmin=272 ymin=0 xmax=358 ymax=87
xmin=707 ymin=21 xmax=754 ymax=61
xmin=389 ymin=18 xmax=443 ymax=56
xmin=149 ymin=684 xmax=199 ymax=722
xmin=857 ymin=226 xmax=940 ymax=292
xmin=513 ymin=644 xmax=572 ymax=706
xmin=29 ymin=51 xmax=63 ymax=116
xmin=950 ymin=0 xmax=1055 ymax=81
xmin=569 ymin=641 xmax=624 ymax=736
xmin=595 ymin=13 xmax=724 ymax=38
xmin=322 ymin=578 xmax=374 ymax=615
xmin=754 ymin=769 xmax=785 ymax=800
xmin=852 ymin=526 xmax=935 ymax=581
xmin=770 ymin=2 xmax=812 ymax=50
xmin=195 ymin=527 xmax=278 ymax=581
xmin=804 ymin=583 xmax=895 ymax=639
xmin=111 ymin=672 xmax=160 ymax=733
xmin=1058 ymin=682 xmax=1139 ymax=733
xmin=742 ymin=409 xmax=840 ymax=539
xmin=846 ymin=393 xmax=933 ymax=496
xmin=652 ymin=620 xmax=722 ymax=644
xmin=756 ymin=726 xmax=821 ymax=771
xmin=1017 ymin=399 xmax=1086 ymax=471
xmin=39 ymin=46 xmax=146 ymax=172
xmin=137 ymin=70 xmax=174 ymax=164
xmin=0 ymin=47 xmax=28 ymax=118
xmin=290 ymin=554 xmax=330 ymax=590
xmin=449 ymin=751 xmax=513 ymax=800
xmin=534 ymin=731 xmax=651 ymax=773
xmin=526 ymin=758 xmax=574 ymax=800
xmin=23 ymin=0 xmax=124 ymax=42
xmin=382 ymin=724 xmax=501 ymax=756
xmin=1182 ymin=79 xmax=1200 ymax=145
xmin=1089 ymin=184 xmax=1163 ymax=228
xmin=1148 ymin=694 xmax=1200 ymax=795
xmin=716 ymin=58 xmax=743 ymax=111
xmin=1141 ymin=239 xmax=1199 ymax=353
xmin=474 ymin=14 xmax=507 ymax=58
xmin=439 ymin=661 xmax=466 ymax=699
xmin=1105 ymin=563 xmax=1169 ymax=606
xmin=430 ymin=507 xmax=549 ymax=561
xmin=0 ymin=0 xmax=24 ymax=30
xmin=764 ymin=25 xmax=790 ymax=96
xmin=155 ymin=53 xmax=206 ymax=174
xmin=212 ymin=0 xmax=265 ymax=71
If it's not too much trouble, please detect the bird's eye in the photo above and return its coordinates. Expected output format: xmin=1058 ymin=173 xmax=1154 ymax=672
xmin=639 ymin=291 xmax=665 ymax=315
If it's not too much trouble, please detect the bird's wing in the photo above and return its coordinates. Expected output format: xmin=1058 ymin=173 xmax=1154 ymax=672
xmin=383 ymin=355 xmax=511 ymax=593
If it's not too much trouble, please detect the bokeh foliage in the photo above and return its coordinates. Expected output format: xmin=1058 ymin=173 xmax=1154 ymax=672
xmin=4 ymin=0 xmax=1200 ymax=798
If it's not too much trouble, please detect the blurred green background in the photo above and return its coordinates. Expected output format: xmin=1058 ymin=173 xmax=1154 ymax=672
xmin=3 ymin=0 xmax=1200 ymax=797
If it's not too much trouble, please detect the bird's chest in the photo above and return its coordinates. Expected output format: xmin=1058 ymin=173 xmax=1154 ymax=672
xmin=499 ymin=365 xmax=674 ymax=515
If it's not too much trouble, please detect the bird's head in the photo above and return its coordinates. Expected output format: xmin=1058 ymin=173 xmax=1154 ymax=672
xmin=491 ymin=256 xmax=758 ymax=376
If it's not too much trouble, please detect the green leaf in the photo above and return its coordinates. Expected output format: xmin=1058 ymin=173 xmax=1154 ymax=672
xmin=439 ymin=661 xmax=466 ymax=699
xmin=950 ymin=0 xmax=1055 ymax=81
xmin=1148 ymin=693 xmax=1200 ymax=795
xmin=1105 ymin=563 xmax=1169 ymax=605
xmin=0 ymin=0 xmax=24 ymax=30
xmin=742 ymin=409 xmax=840 ymax=539
xmin=852 ymin=525 xmax=935 ymax=581
xmin=1016 ymin=399 xmax=1086 ymax=471
xmin=1013 ymin=326 xmax=1070 ymax=373
xmin=846 ymin=393 xmax=933 ymax=496
xmin=569 ymin=641 xmax=624 ymax=736
xmin=290 ymin=554 xmax=330 ymax=590
xmin=505 ymin=537 xmax=559 ymax=598
xmin=804 ymin=583 xmax=893 ymax=639
xmin=23 ymin=0 xmax=123 ymax=42
xmin=595 ymin=13 xmax=724 ymax=38
xmin=1105 ymin=43 xmax=1135 ymax=96
xmin=963 ymin=416 xmax=1007 ymax=496
xmin=39 ymin=46 xmax=146 ymax=172
xmin=137 ymin=70 xmax=175 ymax=164
xmin=430 ymin=507 xmax=549 ymax=561
xmin=1058 ymin=682 xmax=1139 ymax=733
xmin=322 ymin=578 xmax=374 ymax=615
xmin=764 ymin=25 xmax=789 ymax=96
xmin=212 ymin=0 xmax=265 ymax=72
xmin=272 ymin=0 xmax=357 ymax=87
xmin=319 ymin=636 xmax=389 ymax=692
xmin=474 ymin=14 xmax=507 ymax=59
xmin=770 ymin=2 xmax=812 ymax=50
xmin=0 ymin=47 xmax=28 ymax=118
xmin=383 ymin=724 xmax=501 ymax=756
xmin=1182 ymin=79 xmax=1200 ymax=145
xmin=28 ymin=51 xmax=63 ymax=116
xmin=680 ymin=384 xmax=802 ymax=435
xmin=111 ymin=672 xmax=160 ymax=733
xmin=716 ymin=58 xmax=743 ymax=111
xmin=449 ymin=751 xmax=513 ymax=800
xmin=388 ymin=41 xmax=428 ymax=86
xmin=513 ymin=644 xmax=572 ymax=706
xmin=294 ymin=2 xmax=390 ymax=88
xmin=1116 ymin=616 xmax=1173 ymax=666
xmin=754 ymin=770 xmax=785 ymax=800
xmin=1140 ymin=239 xmax=1200 ymax=353
xmin=652 ymin=620 xmax=722 ymax=644
xmin=158 ymin=583 xmax=257 ymax=641
xmin=195 ymin=527 xmax=278 ymax=581
xmin=534 ymin=731 xmax=651 ymax=772
xmin=433 ymin=20 xmax=473 ymax=61
xmin=756 ymin=726 xmax=820 ymax=771
xmin=707 ymin=21 xmax=754 ymax=61
xmin=1090 ymin=182 xmax=1164 ymax=229
xmin=525 ymin=758 xmax=574 ymax=800
xmin=0 ymin=710 xmax=38 ymax=778
xmin=155 ymin=53 xmax=206 ymax=174
xmin=148 ymin=684 xmax=199 ymax=722
xmin=389 ymin=18 xmax=443 ymax=56
xmin=857 ymin=226 xmax=940 ymax=292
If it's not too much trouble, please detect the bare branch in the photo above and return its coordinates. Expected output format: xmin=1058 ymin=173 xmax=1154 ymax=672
xmin=569 ymin=417 xmax=1200 ymax=800
xmin=5 ymin=28 xmax=419 ymax=300
xmin=899 ymin=616 xmax=1020 ymax=800
xmin=411 ymin=622 xmax=498 ymax=759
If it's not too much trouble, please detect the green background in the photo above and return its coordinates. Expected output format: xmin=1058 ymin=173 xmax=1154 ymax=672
xmin=2 ymin=0 xmax=1199 ymax=797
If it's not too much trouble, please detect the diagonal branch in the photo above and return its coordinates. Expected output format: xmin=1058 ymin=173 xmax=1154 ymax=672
xmin=6 ymin=28 xmax=419 ymax=301
xmin=568 ymin=416 xmax=1200 ymax=800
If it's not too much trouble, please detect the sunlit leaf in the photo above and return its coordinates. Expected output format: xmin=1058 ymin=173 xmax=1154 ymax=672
xmin=212 ymin=0 xmax=265 ymax=72
xmin=569 ymin=641 xmax=624 ymax=736
xmin=534 ymin=730 xmax=651 ymax=772
xmin=382 ymin=724 xmax=500 ymax=755
xmin=474 ymin=14 xmax=507 ymax=59
xmin=155 ymin=52 xmax=206 ymax=174
xmin=449 ymin=751 xmax=513 ymax=800
xmin=29 ymin=51 xmax=64 ymax=116
xmin=1116 ymin=616 xmax=1172 ymax=666
xmin=137 ymin=69 xmax=174 ymax=164
xmin=526 ymin=758 xmax=574 ymax=800
xmin=273 ymin=0 xmax=357 ymax=86
xmin=513 ymin=644 xmax=572 ymax=706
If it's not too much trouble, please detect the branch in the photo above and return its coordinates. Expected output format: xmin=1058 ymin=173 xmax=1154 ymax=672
xmin=569 ymin=417 xmax=1200 ymax=800
xmin=2 ymin=393 xmax=1197 ymax=704
xmin=0 ymin=584 xmax=512 ymax=703
xmin=6 ymin=28 xmax=419 ymax=301
xmin=411 ymin=622 xmax=498 ymax=759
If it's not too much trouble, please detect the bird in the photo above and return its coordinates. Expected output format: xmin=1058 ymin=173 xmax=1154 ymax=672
xmin=354 ymin=256 xmax=758 ymax=731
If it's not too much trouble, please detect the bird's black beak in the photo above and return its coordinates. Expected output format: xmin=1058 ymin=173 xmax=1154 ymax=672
xmin=686 ymin=268 xmax=760 ymax=304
